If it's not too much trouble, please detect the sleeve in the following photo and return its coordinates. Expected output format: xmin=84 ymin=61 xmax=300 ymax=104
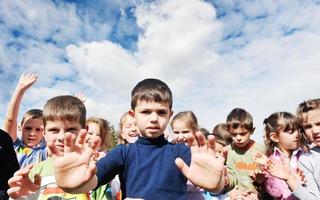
xmin=264 ymin=176 xmax=284 ymax=198
xmin=95 ymin=145 xmax=126 ymax=189
xmin=292 ymin=154 xmax=320 ymax=200
xmin=225 ymin=149 xmax=238 ymax=192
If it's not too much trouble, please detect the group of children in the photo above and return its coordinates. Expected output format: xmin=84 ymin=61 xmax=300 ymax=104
xmin=1 ymin=73 xmax=320 ymax=200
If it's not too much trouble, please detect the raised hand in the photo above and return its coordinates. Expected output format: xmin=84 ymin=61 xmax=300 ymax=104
xmin=267 ymin=156 xmax=291 ymax=180
xmin=49 ymin=129 xmax=101 ymax=192
xmin=175 ymin=132 xmax=227 ymax=193
xmin=17 ymin=73 xmax=37 ymax=91
xmin=7 ymin=164 xmax=41 ymax=199
xmin=74 ymin=92 xmax=87 ymax=103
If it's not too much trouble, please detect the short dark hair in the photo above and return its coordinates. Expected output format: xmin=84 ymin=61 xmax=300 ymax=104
xmin=43 ymin=95 xmax=86 ymax=128
xmin=131 ymin=78 xmax=172 ymax=110
xmin=226 ymin=108 xmax=254 ymax=132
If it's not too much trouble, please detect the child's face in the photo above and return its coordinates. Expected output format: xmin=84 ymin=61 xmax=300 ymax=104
xmin=276 ymin=129 xmax=300 ymax=153
xmin=172 ymin=120 xmax=195 ymax=144
xmin=214 ymin=142 xmax=225 ymax=157
xmin=130 ymin=100 xmax=172 ymax=139
xmin=21 ymin=118 xmax=44 ymax=148
xmin=121 ymin=116 xmax=140 ymax=144
xmin=228 ymin=127 xmax=252 ymax=148
xmin=44 ymin=120 xmax=82 ymax=154
xmin=302 ymin=109 xmax=320 ymax=147
xmin=86 ymin=122 xmax=101 ymax=144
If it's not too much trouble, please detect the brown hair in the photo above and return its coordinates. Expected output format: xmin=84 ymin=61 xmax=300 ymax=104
xmin=87 ymin=117 xmax=112 ymax=151
xmin=263 ymin=112 xmax=308 ymax=156
xmin=131 ymin=78 xmax=172 ymax=110
xmin=226 ymin=108 xmax=254 ymax=132
xmin=21 ymin=109 xmax=43 ymax=126
xmin=170 ymin=111 xmax=199 ymax=132
xmin=212 ymin=123 xmax=232 ymax=146
xmin=43 ymin=95 xmax=86 ymax=128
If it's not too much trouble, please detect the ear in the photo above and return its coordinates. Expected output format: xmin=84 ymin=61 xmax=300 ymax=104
xmin=169 ymin=110 xmax=174 ymax=118
xmin=18 ymin=125 xmax=22 ymax=132
xmin=129 ymin=109 xmax=135 ymax=117
xmin=41 ymin=125 xmax=46 ymax=137
xmin=251 ymin=127 xmax=256 ymax=135
xmin=270 ymin=132 xmax=279 ymax=143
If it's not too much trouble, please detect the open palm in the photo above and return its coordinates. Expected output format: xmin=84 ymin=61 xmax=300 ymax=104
xmin=175 ymin=132 xmax=227 ymax=192
xmin=49 ymin=130 xmax=100 ymax=190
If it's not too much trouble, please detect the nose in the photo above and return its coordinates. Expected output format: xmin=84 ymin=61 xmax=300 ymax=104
xmin=236 ymin=135 xmax=242 ymax=142
xmin=150 ymin=112 xmax=158 ymax=122
xmin=56 ymin=131 xmax=65 ymax=142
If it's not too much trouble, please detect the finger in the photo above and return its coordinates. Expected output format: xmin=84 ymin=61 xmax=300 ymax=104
xmin=84 ymin=160 xmax=97 ymax=181
xmin=175 ymin=157 xmax=190 ymax=178
xmin=48 ymin=141 xmax=62 ymax=157
xmin=195 ymin=131 xmax=206 ymax=147
xmin=64 ymin=132 xmax=75 ymax=153
xmin=207 ymin=135 xmax=216 ymax=151
xmin=7 ymin=187 xmax=22 ymax=199
xmin=89 ymin=137 xmax=101 ymax=151
xmin=75 ymin=129 xmax=87 ymax=150
xmin=33 ymin=174 xmax=41 ymax=188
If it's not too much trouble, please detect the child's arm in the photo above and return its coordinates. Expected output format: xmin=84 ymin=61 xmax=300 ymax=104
xmin=3 ymin=73 xmax=37 ymax=141
xmin=7 ymin=164 xmax=41 ymax=199
xmin=175 ymin=132 xmax=227 ymax=193
xmin=49 ymin=130 xmax=100 ymax=194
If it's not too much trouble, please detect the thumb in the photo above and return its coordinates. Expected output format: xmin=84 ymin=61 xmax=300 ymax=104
xmin=175 ymin=157 xmax=190 ymax=178
xmin=33 ymin=174 xmax=41 ymax=188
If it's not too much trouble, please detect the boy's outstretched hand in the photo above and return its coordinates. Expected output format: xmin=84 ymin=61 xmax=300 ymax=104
xmin=175 ymin=132 xmax=227 ymax=193
xmin=7 ymin=164 xmax=41 ymax=199
xmin=48 ymin=129 xmax=101 ymax=193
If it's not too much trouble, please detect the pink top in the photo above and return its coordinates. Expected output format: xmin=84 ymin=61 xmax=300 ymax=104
xmin=265 ymin=148 xmax=303 ymax=200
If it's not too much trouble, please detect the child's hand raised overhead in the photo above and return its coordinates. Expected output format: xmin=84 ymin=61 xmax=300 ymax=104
xmin=175 ymin=131 xmax=227 ymax=193
xmin=17 ymin=73 xmax=37 ymax=91
xmin=49 ymin=129 xmax=101 ymax=193
xmin=7 ymin=164 xmax=41 ymax=199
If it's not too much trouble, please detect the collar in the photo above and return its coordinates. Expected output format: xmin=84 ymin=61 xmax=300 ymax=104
xmin=137 ymin=134 xmax=167 ymax=146
xmin=273 ymin=147 xmax=303 ymax=158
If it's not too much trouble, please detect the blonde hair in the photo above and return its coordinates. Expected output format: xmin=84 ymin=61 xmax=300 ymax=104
xmin=212 ymin=123 xmax=232 ymax=146
xmin=87 ymin=117 xmax=112 ymax=151
xmin=296 ymin=98 xmax=320 ymax=125
xmin=170 ymin=111 xmax=199 ymax=132
xmin=226 ymin=108 xmax=254 ymax=132
xmin=21 ymin=109 xmax=43 ymax=126
xmin=43 ymin=95 xmax=86 ymax=128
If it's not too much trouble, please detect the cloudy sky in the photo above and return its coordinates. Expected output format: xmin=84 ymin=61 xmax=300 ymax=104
xmin=1 ymin=0 xmax=320 ymax=142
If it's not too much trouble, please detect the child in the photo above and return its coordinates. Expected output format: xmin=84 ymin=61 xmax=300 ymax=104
xmin=86 ymin=117 xmax=121 ymax=200
xmin=267 ymin=99 xmax=320 ymax=200
xmin=0 ymin=129 xmax=20 ymax=200
xmin=51 ymin=78 xmax=227 ymax=199
xmin=7 ymin=95 xmax=95 ymax=199
xmin=118 ymin=112 xmax=140 ymax=144
xmin=263 ymin=112 xmax=305 ymax=200
xmin=225 ymin=108 xmax=265 ymax=199
xmin=202 ymin=123 xmax=232 ymax=200
xmin=171 ymin=111 xmax=199 ymax=146
xmin=3 ymin=73 xmax=46 ymax=168
xmin=170 ymin=111 xmax=206 ymax=200
xmin=86 ymin=117 xmax=113 ymax=153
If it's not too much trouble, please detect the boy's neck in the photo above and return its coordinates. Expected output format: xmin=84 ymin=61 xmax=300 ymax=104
xmin=233 ymin=139 xmax=254 ymax=151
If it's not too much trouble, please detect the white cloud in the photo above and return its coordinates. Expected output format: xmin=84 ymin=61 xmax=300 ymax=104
xmin=1 ymin=0 xmax=320 ymax=143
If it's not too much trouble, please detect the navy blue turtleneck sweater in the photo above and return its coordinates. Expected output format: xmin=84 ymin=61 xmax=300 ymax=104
xmin=96 ymin=134 xmax=191 ymax=200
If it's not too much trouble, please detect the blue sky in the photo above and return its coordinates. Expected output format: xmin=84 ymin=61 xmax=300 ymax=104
xmin=1 ymin=0 xmax=320 ymax=141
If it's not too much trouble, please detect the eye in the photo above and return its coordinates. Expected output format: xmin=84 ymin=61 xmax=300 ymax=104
xmin=303 ymin=125 xmax=312 ymax=130
xmin=24 ymin=127 xmax=32 ymax=131
xmin=157 ymin=110 xmax=168 ymax=115
xmin=182 ymin=131 xmax=190 ymax=134
xmin=173 ymin=131 xmax=179 ymax=134
xmin=141 ymin=110 xmax=150 ymax=114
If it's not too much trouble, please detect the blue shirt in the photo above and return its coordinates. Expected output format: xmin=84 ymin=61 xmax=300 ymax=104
xmin=96 ymin=135 xmax=191 ymax=200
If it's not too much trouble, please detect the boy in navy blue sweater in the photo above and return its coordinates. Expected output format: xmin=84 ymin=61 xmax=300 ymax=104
xmin=50 ymin=78 xmax=227 ymax=199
